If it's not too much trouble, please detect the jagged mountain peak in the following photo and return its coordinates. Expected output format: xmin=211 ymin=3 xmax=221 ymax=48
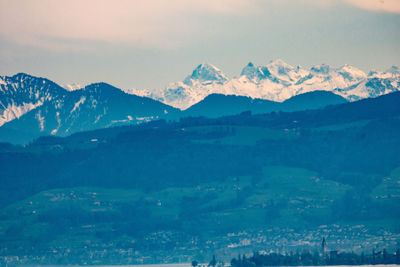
xmin=337 ymin=64 xmax=366 ymax=74
xmin=267 ymin=59 xmax=294 ymax=70
xmin=266 ymin=59 xmax=301 ymax=80
xmin=183 ymin=63 xmax=228 ymax=85
xmin=268 ymin=58 xmax=290 ymax=66
xmin=336 ymin=65 xmax=367 ymax=81
xmin=240 ymin=62 xmax=271 ymax=80
xmin=240 ymin=62 xmax=258 ymax=78
xmin=310 ymin=64 xmax=331 ymax=74
xmin=140 ymin=61 xmax=400 ymax=109
xmin=246 ymin=62 xmax=255 ymax=67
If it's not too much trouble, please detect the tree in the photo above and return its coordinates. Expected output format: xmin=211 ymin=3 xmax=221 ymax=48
xmin=372 ymin=249 xmax=376 ymax=265
xmin=209 ymin=255 xmax=217 ymax=267
xmin=383 ymin=249 xmax=388 ymax=264
xmin=192 ymin=260 xmax=199 ymax=267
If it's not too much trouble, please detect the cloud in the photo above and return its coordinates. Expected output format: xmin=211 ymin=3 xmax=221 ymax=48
xmin=0 ymin=0 xmax=259 ymax=50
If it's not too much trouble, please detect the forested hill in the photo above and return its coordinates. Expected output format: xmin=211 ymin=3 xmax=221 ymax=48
xmin=0 ymin=91 xmax=399 ymax=264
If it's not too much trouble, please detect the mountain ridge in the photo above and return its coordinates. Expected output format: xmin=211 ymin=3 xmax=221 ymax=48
xmin=0 ymin=74 xmax=350 ymax=144
xmin=128 ymin=60 xmax=400 ymax=109
xmin=183 ymin=90 xmax=347 ymax=118
xmin=0 ymin=75 xmax=178 ymax=143
xmin=1 ymin=65 xmax=399 ymax=144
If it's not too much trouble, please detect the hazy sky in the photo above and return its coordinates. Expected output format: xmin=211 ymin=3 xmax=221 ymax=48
xmin=0 ymin=0 xmax=399 ymax=90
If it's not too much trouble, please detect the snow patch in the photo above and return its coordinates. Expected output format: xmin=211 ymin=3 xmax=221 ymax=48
xmin=125 ymin=88 xmax=153 ymax=98
xmin=51 ymin=112 xmax=61 ymax=135
xmin=0 ymin=77 xmax=6 ymax=85
xmin=0 ymin=101 xmax=43 ymax=126
xmin=94 ymin=114 xmax=102 ymax=124
xmin=63 ymin=83 xmax=84 ymax=91
xmin=35 ymin=110 xmax=45 ymax=131
xmin=70 ymin=96 xmax=86 ymax=113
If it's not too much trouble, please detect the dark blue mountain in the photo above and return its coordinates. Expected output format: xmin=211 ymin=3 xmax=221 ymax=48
xmin=183 ymin=94 xmax=279 ymax=118
xmin=0 ymin=74 xmax=179 ymax=144
xmin=281 ymin=90 xmax=348 ymax=111
xmin=183 ymin=91 xmax=347 ymax=118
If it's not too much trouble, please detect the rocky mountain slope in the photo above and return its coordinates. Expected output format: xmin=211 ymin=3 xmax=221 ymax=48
xmin=0 ymin=73 xmax=178 ymax=143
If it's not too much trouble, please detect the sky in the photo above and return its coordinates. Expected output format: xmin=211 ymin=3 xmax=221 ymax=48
xmin=0 ymin=0 xmax=399 ymax=90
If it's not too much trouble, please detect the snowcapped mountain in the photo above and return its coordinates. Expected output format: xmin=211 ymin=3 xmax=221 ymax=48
xmin=127 ymin=63 xmax=230 ymax=110
xmin=0 ymin=73 xmax=178 ymax=143
xmin=1 ymin=61 xmax=399 ymax=143
xmin=0 ymin=73 xmax=68 ymax=127
xmin=128 ymin=60 xmax=400 ymax=109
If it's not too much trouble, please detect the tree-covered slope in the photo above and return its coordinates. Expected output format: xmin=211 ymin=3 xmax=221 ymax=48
xmin=0 ymin=92 xmax=399 ymax=264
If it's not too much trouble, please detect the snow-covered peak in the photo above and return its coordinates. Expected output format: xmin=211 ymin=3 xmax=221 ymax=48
xmin=366 ymin=66 xmax=400 ymax=81
xmin=267 ymin=59 xmax=295 ymax=73
xmin=310 ymin=64 xmax=331 ymax=74
xmin=240 ymin=62 xmax=257 ymax=77
xmin=266 ymin=59 xmax=308 ymax=83
xmin=183 ymin=63 xmax=228 ymax=85
xmin=240 ymin=62 xmax=271 ymax=81
xmin=368 ymin=69 xmax=395 ymax=79
xmin=135 ymin=61 xmax=399 ymax=109
xmin=336 ymin=64 xmax=367 ymax=81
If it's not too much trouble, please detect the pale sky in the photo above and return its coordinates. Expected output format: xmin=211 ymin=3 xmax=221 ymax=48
xmin=0 ymin=0 xmax=399 ymax=90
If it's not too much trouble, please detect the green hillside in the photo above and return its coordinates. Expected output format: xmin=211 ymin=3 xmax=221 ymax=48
xmin=1 ymin=92 xmax=400 ymax=265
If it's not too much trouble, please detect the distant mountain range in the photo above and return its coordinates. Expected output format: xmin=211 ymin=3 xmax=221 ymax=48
xmin=1 ymin=60 xmax=399 ymax=144
xmin=128 ymin=60 xmax=400 ymax=109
